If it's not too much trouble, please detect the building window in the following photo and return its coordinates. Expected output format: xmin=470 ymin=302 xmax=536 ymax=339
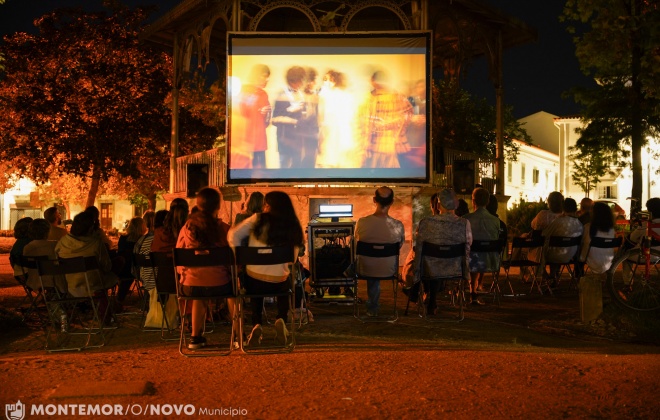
xmin=554 ymin=173 xmax=558 ymax=190
xmin=521 ymin=163 xmax=526 ymax=185
xmin=601 ymin=185 xmax=617 ymax=199
xmin=507 ymin=162 xmax=512 ymax=183
xmin=532 ymin=168 xmax=539 ymax=185
xmin=133 ymin=203 xmax=148 ymax=217
xmin=100 ymin=203 xmax=113 ymax=231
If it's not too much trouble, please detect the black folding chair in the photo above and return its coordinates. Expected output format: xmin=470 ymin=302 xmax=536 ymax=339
xmin=173 ymin=247 xmax=238 ymax=357
xmin=470 ymin=239 xmax=505 ymax=306
xmin=36 ymin=256 xmax=108 ymax=352
xmin=15 ymin=255 xmax=48 ymax=325
xmin=353 ymin=241 xmax=400 ymax=323
xmin=234 ymin=246 xmax=296 ymax=354
xmin=581 ymin=236 xmax=623 ymax=276
xmin=418 ymin=242 xmax=467 ymax=322
xmin=541 ymin=235 xmax=582 ymax=294
xmin=148 ymin=251 xmax=180 ymax=341
xmin=501 ymin=235 xmax=545 ymax=297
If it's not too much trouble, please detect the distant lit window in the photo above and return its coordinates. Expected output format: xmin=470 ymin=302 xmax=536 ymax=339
xmin=521 ymin=163 xmax=526 ymax=185
xmin=532 ymin=168 xmax=539 ymax=184
xmin=507 ymin=162 xmax=512 ymax=183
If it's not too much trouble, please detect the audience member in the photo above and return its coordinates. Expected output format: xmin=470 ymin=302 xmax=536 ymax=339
xmin=9 ymin=217 xmax=33 ymax=279
xmin=22 ymin=218 xmax=67 ymax=292
xmin=455 ymin=199 xmax=469 ymax=217
xmin=83 ymin=206 xmax=113 ymax=250
xmin=579 ymin=201 xmax=616 ymax=274
xmin=55 ymin=211 xmax=119 ymax=324
xmin=234 ymin=192 xmax=264 ymax=226
xmin=463 ymin=188 xmax=500 ymax=305
xmin=176 ymin=187 xmax=235 ymax=350
xmin=354 ymin=187 xmax=405 ymax=317
xmin=115 ymin=217 xmax=146 ymax=311
xmin=152 ymin=198 xmax=189 ymax=252
xmin=487 ymin=194 xmax=508 ymax=245
xmin=621 ymin=197 xmax=660 ymax=286
xmin=44 ymin=206 xmax=67 ymax=241
xmin=414 ymin=189 xmax=472 ymax=315
xmin=538 ymin=197 xmax=583 ymax=283
xmin=531 ymin=191 xmax=564 ymax=232
xmin=228 ymin=191 xmax=304 ymax=347
xmin=578 ymin=197 xmax=594 ymax=225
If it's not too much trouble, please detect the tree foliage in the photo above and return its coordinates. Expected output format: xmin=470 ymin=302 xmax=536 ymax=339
xmin=432 ymin=79 xmax=531 ymax=164
xmin=568 ymin=142 xmax=616 ymax=196
xmin=0 ymin=5 xmax=219 ymax=209
xmin=562 ymin=0 xmax=660 ymax=211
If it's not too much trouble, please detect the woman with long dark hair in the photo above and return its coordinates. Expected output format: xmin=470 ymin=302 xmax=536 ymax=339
xmin=152 ymin=198 xmax=189 ymax=252
xmin=228 ymin=191 xmax=303 ymax=347
xmin=580 ymin=201 xmax=616 ymax=274
xmin=176 ymin=188 xmax=233 ymax=349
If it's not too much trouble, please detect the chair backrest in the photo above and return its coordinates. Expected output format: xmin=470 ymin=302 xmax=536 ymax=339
xmin=511 ymin=235 xmax=545 ymax=250
xmin=355 ymin=241 xmax=400 ymax=280
xmin=588 ymin=236 xmax=623 ymax=249
xmin=132 ymin=253 xmax=151 ymax=280
xmin=548 ymin=235 xmax=582 ymax=248
xmin=355 ymin=241 xmax=400 ymax=258
xmin=420 ymin=241 xmax=466 ymax=280
xmin=173 ymin=247 xmax=235 ymax=268
xmin=37 ymin=256 xmax=99 ymax=276
xmin=470 ymin=239 xmax=505 ymax=254
xmin=234 ymin=246 xmax=295 ymax=266
xmin=149 ymin=251 xmax=177 ymax=295
xmin=421 ymin=242 xmax=465 ymax=259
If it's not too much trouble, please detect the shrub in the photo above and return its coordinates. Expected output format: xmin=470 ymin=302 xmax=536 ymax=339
xmin=506 ymin=199 xmax=547 ymax=238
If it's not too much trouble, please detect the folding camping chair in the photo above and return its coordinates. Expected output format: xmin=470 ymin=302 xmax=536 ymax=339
xmin=540 ymin=235 xmax=582 ymax=294
xmin=501 ymin=235 xmax=545 ymax=297
xmin=353 ymin=241 xmax=401 ymax=323
xmin=148 ymin=251 xmax=180 ymax=341
xmin=470 ymin=239 xmax=505 ymax=306
xmin=235 ymin=245 xmax=296 ymax=354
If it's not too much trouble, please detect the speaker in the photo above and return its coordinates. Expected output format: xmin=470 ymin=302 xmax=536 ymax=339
xmin=453 ymin=160 xmax=475 ymax=194
xmin=186 ymin=164 xmax=208 ymax=198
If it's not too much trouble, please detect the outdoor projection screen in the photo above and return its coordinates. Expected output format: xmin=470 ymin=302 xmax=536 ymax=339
xmin=226 ymin=32 xmax=431 ymax=184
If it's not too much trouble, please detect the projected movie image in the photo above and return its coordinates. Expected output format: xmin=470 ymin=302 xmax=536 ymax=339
xmin=227 ymin=32 xmax=430 ymax=184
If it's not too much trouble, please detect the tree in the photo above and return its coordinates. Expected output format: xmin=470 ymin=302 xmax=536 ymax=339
xmin=562 ymin=0 xmax=660 ymax=214
xmin=0 ymin=6 xmax=174 ymax=207
xmin=568 ymin=143 xmax=615 ymax=197
xmin=432 ymin=79 xmax=531 ymax=164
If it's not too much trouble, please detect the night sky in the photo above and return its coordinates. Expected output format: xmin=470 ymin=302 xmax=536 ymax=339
xmin=0 ymin=0 xmax=595 ymax=119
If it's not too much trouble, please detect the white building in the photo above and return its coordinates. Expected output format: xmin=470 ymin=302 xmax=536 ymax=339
xmin=510 ymin=111 xmax=660 ymax=215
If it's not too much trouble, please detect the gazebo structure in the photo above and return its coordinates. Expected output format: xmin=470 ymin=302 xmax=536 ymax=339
xmin=141 ymin=0 xmax=536 ymax=255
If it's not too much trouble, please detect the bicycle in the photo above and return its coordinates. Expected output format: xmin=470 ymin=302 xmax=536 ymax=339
xmin=607 ymin=210 xmax=660 ymax=311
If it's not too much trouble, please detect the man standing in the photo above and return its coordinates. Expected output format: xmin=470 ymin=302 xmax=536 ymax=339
xmin=355 ymin=187 xmax=405 ymax=316
xmin=44 ymin=206 xmax=67 ymax=241
xmin=463 ymin=188 xmax=500 ymax=305
xmin=272 ymin=66 xmax=307 ymax=168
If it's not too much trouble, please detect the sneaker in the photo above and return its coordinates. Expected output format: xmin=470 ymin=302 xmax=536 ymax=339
xmin=247 ymin=324 xmax=262 ymax=347
xmin=232 ymin=341 xmax=240 ymax=350
xmin=188 ymin=335 xmax=207 ymax=350
xmin=274 ymin=318 xmax=289 ymax=346
xmin=365 ymin=310 xmax=378 ymax=317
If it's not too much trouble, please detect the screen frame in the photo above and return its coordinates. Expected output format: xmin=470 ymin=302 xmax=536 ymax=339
xmin=225 ymin=31 xmax=432 ymax=187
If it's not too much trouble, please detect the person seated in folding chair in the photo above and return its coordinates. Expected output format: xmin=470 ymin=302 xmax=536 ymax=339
xmin=115 ymin=216 xmax=146 ymax=313
xmin=621 ymin=197 xmax=660 ymax=284
xmin=536 ymin=198 xmax=583 ymax=287
xmin=355 ymin=187 xmax=405 ymax=317
xmin=10 ymin=217 xmax=34 ymax=280
xmin=22 ymin=218 xmax=68 ymax=293
xmin=579 ymin=201 xmax=616 ymax=275
xmin=413 ymin=188 xmax=472 ymax=315
xmin=228 ymin=191 xmax=304 ymax=346
xmin=176 ymin=187 xmax=236 ymax=350
xmin=55 ymin=211 xmax=120 ymax=325
xmin=463 ymin=188 xmax=501 ymax=305
xmin=44 ymin=206 xmax=68 ymax=242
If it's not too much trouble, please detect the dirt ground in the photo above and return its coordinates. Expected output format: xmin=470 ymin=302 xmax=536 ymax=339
xmin=1 ymin=252 xmax=659 ymax=419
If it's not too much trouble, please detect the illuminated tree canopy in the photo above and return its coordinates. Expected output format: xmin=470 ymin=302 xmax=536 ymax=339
xmin=0 ymin=5 xmax=220 ymax=208
xmin=562 ymin=0 xmax=660 ymax=211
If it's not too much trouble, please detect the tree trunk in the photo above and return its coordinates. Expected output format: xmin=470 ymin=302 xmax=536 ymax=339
xmin=86 ymin=176 xmax=100 ymax=208
xmin=629 ymin=0 xmax=643 ymax=216
xmin=147 ymin=192 xmax=157 ymax=211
